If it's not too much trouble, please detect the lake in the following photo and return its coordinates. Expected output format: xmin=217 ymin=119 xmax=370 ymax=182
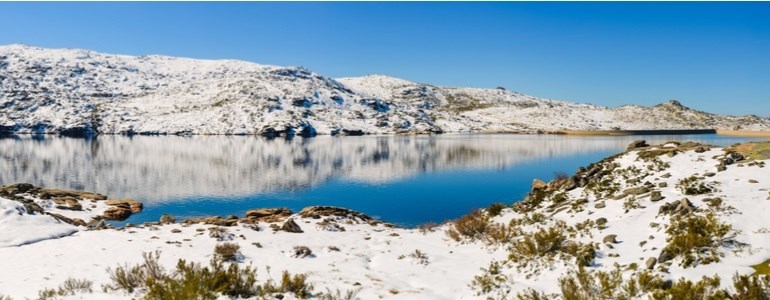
xmin=0 ymin=134 xmax=764 ymax=227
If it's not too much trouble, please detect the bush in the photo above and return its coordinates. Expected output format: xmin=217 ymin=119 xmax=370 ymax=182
xmin=487 ymin=203 xmax=507 ymax=217
xmin=663 ymin=213 xmax=731 ymax=267
xmin=509 ymin=226 xmax=595 ymax=267
xmin=37 ymin=278 xmax=93 ymax=299
xmin=676 ymin=176 xmax=713 ymax=195
xmin=214 ymin=243 xmax=241 ymax=262
xmin=104 ymin=251 xmax=316 ymax=299
xmin=447 ymin=209 xmax=490 ymax=242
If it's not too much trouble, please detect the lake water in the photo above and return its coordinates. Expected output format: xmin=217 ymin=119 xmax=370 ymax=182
xmin=0 ymin=134 xmax=764 ymax=227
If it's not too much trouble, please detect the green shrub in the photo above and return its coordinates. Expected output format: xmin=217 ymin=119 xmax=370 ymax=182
xmin=676 ymin=176 xmax=713 ymax=195
xmin=214 ymin=242 xmax=241 ymax=262
xmin=509 ymin=227 xmax=595 ymax=267
xmin=471 ymin=261 xmax=510 ymax=296
xmin=447 ymin=209 xmax=490 ymax=242
xmin=663 ymin=213 xmax=731 ymax=267
xmin=487 ymin=203 xmax=507 ymax=217
xmin=37 ymin=278 xmax=93 ymax=299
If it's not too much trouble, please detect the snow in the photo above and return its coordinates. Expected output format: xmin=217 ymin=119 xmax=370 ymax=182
xmin=2 ymin=44 xmax=769 ymax=137
xmin=1 ymin=143 xmax=769 ymax=298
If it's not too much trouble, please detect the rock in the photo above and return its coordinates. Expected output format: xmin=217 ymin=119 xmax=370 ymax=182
xmin=650 ymin=191 xmax=664 ymax=202
xmin=281 ymin=218 xmax=303 ymax=233
xmin=717 ymin=165 xmax=727 ymax=172
xmin=658 ymin=249 xmax=674 ymax=263
xmin=171 ymin=228 xmax=182 ymax=233
xmin=102 ymin=207 xmax=133 ymax=221
xmin=298 ymin=206 xmax=390 ymax=227
xmin=244 ymin=208 xmax=293 ymax=223
xmin=661 ymin=173 xmax=672 ymax=178
xmin=704 ymin=172 xmax=716 ymax=177
xmin=160 ymin=214 xmax=176 ymax=224
xmin=646 ymin=257 xmax=657 ymax=270
xmin=105 ymin=199 xmax=143 ymax=213
xmin=292 ymin=246 xmax=313 ymax=258
xmin=596 ymin=217 xmax=607 ymax=226
xmin=0 ymin=183 xmax=35 ymax=195
xmin=531 ymin=179 xmax=548 ymax=191
xmin=676 ymin=198 xmax=695 ymax=215
xmin=658 ymin=182 xmax=668 ymax=188
xmin=694 ymin=146 xmax=707 ymax=153
xmin=603 ymin=234 xmax=618 ymax=244
xmin=749 ymin=179 xmax=759 ymax=184
xmin=623 ymin=186 xmax=650 ymax=196
xmin=52 ymin=197 xmax=82 ymax=211
xmin=594 ymin=202 xmax=606 ymax=209
xmin=627 ymin=140 xmax=649 ymax=150
xmin=37 ymin=188 xmax=108 ymax=201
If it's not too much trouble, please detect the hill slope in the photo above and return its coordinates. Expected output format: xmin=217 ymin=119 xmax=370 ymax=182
xmin=1 ymin=45 xmax=769 ymax=136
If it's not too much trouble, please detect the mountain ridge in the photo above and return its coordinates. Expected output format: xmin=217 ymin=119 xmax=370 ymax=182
xmin=1 ymin=44 xmax=769 ymax=136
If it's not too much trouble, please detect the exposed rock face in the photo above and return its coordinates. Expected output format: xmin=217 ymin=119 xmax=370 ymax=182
xmin=646 ymin=257 xmax=658 ymax=270
xmin=102 ymin=207 xmax=133 ymax=221
xmin=244 ymin=208 xmax=293 ymax=223
xmin=298 ymin=206 xmax=392 ymax=227
xmin=281 ymin=218 xmax=304 ymax=233
xmin=627 ymin=140 xmax=649 ymax=150
xmin=105 ymin=199 xmax=143 ymax=213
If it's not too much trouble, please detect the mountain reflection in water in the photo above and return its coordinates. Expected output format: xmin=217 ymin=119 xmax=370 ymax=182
xmin=0 ymin=134 xmax=763 ymax=226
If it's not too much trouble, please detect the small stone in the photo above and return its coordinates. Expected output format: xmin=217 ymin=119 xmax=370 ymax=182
xmin=704 ymin=172 xmax=716 ymax=177
xmin=596 ymin=217 xmax=608 ymax=226
xmin=603 ymin=234 xmax=618 ymax=244
xmin=749 ymin=179 xmax=759 ymax=184
xmin=658 ymin=182 xmax=668 ymax=188
xmin=650 ymin=191 xmax=664 ymax=202
xmin=171 ymin=228 xmax=182 ymax=233
xmin=627 ymin=140 xmax=649 ymax=150
xmin=661 ymin=173 xmax=672 ymax=179
xmin=646 ymin=257 xmax=657 ymax=269
xmin=639 ymin=241 xmax=647 ymax=247
xmin=595 ymin=202 xmax=606 ymax=209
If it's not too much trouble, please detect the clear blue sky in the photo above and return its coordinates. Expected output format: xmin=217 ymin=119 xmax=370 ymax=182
xmin=1 ymin=2 xmax=768 ymax=116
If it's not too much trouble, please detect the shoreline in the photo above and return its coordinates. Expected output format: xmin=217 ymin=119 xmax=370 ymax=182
xmin=3 ymin=128 xmax=770 ymax=139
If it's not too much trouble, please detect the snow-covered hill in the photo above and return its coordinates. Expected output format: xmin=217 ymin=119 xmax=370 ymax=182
xmin=2 ymin=44 xmax=769 ymax=136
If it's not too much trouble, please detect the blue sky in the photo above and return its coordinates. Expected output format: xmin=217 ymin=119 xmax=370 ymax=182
xmin=1 ymin=2 xmax=768 ymax=116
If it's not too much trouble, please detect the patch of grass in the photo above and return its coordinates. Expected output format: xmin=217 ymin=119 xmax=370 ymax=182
xmin=676 ymin=176 xmax=713 ymax=195
xmin=104 ymin=251 xmax=315 ymax=299
xmin=487 ymin=203 xmax=507 ymax=217
xmin=471 ymin=260 xmax=511 ymax=297
xmin=752 ymin=259 xmax=770 ymax=276
xmin=37 ymin=278 xmax=93 ymax=299
xmin=446 ymin=209 xmax=490 ymax=242
xmin=508 ymin=226 xmax=595 ymax=267
xmin=663 ymin=212 xmax=732 ymax=267
xmin=214 ymin=242 xmax=241 ymax=262
xmin=317 ymin=288 xmax=360 ymax=300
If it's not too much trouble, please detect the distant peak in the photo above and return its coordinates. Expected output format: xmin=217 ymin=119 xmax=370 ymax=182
xmin=655 ymin=99 xmax=687 ymax=109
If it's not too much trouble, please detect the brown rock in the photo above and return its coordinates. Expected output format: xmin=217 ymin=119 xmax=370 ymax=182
xmin=531 ymin=179 xmax=548 ymax=191
xmin=103 ymin=207 xmax=132 ymax=221
xmin=627 ymin=140 xmax=649 ymax=150
xmin=281 ymin=218 xmax=304 ymax=233
xmin=160 ymin=214 xmax=176 ymax=224
xmin=245 ymin=208 xmax=293 ymax=223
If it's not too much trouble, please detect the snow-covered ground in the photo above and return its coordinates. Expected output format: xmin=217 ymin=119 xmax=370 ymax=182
xmin=2 ymin=44 xmax=770 ymax=136
xmin=0 ymin=141 xmax=769 ymax=299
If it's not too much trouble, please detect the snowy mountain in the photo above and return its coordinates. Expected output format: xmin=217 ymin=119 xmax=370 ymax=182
xmin=1 ymin=44 xmax=768 ymax=136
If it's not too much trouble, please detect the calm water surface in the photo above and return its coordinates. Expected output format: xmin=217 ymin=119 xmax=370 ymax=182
xmin=0 ymin=134 xmax=764 ymax=227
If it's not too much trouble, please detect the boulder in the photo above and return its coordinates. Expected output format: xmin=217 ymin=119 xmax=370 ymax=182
xmin=623 ymin=186 xmax=650 ymax=196
xmin=52 ymin=197 xmax=82 ymax=211
xmin=658 ymin=249 xmax=674 ymax=263
xmin=627 ymin=140 xmax=649 ymax=150
xmin=0 ymin=183 xmax=35 ymax=195
xmin=603 ymin=234 xmax=618 ymax=244
xmin=159 ymin=214 xmax=176 ymax=224
xmin=105 ymin=199 xmax=143 ymax=213
xmin=37 ymin=188 xmax=107 ymax=201
xmin=646 ymin=257 xmax=657 ymax=270
xmin=102 ymin=207 xmax=132 ymax=221
xmin=650 ymin=191 xmax=664 ymax=202
xmin=245 ymin=208 xmax=293 ymax=223
xmin=281 ymin=218 xmax=303 ymax=233
xmin=531 ymin=179 xmax=548 ymax=191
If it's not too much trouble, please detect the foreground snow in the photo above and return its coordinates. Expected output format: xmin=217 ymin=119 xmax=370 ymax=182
xmin=0 ymin=141 xmax=769 ymax=299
